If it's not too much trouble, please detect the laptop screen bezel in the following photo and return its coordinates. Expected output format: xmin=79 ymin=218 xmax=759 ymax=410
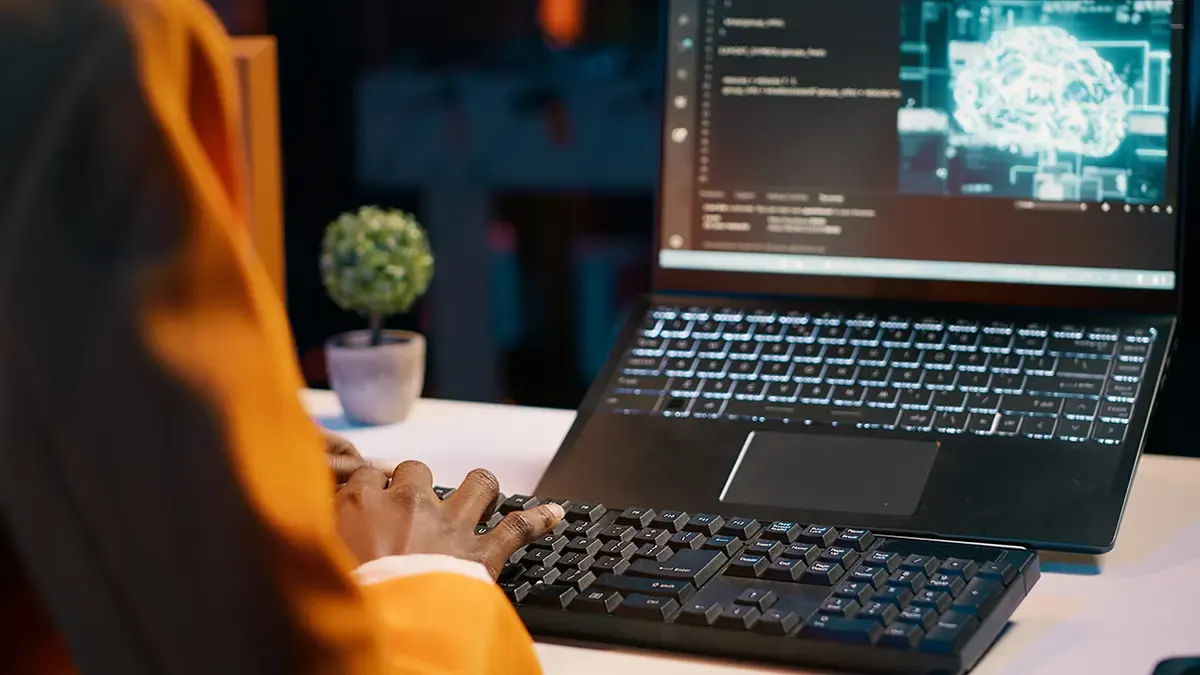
xmin=651 ymin=0 xmax=1193 ymax=315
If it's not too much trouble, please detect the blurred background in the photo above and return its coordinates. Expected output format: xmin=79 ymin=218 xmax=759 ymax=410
xmin=211 ymin=0 xmax=660 ymax=410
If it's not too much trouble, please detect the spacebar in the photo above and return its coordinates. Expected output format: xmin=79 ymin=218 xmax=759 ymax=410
xmin=726 ymin=402 xmax=899 ymax=427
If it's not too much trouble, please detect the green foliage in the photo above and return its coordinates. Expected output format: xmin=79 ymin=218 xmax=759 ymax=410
xmin=320 ymin=207 xmax=434 ymax=321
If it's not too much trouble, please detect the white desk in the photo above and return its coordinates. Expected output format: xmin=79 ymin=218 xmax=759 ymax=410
xmin=305 ymin=390 xmax=1200 ymax=675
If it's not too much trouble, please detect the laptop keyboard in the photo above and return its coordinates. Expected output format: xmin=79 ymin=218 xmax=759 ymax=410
xmin=601 ymin=305 xmax=1157 ymax=446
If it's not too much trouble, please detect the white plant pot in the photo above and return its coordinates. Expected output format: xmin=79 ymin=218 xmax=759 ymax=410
xmin=326 ymin=330 xmax=426 ymax=425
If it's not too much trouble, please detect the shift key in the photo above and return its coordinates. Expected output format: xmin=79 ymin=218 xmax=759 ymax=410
xmin=592 ymin=574 xmax=697 ymax=603
xmin=627 ymin=549 xmax=727 ymax=587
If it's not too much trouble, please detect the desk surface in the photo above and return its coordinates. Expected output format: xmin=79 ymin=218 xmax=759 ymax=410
xmin=305 ymin=390 xmax=1200 ymax=675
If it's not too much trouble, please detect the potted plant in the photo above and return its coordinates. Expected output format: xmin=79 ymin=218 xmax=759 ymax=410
xmin=320 ymin=206 xmax=434 ymax=425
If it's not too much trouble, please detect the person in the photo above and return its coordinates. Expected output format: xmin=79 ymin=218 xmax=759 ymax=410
xmin=0 ymin=0 xmax=564 ymax=673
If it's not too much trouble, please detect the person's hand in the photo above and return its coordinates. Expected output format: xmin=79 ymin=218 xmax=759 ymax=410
xmin=322 ymin=430 xmax=367 ymax=484
xmin=335 ymin=461 xmax=565 ymax=579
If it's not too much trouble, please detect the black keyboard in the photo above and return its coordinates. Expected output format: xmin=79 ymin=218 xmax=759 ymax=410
xmin=601 ymin=305 xmax=1157 ymax=446
xmin=468 ymin=491 xmax=1040 ymax=674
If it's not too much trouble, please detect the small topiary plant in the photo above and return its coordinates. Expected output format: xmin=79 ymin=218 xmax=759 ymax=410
xmin=320 ymin=206 xmax=434 ymax=347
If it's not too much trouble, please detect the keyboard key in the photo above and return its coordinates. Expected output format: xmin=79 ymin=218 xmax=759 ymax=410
xmin=566 ymin=538 xmax=603 ymax=556
xmin=802 ymin=614 xmax=884 ymax=645
xmin=968 ymin=413 xmax=996 ymax=435
xmin=500 ymin=495 xmax=541 ymax=514
xmin=799 ymin=525 xmax=838 ymax=546
xmin=565 ymin=503 xmax=607 ymax=523
xmin=936 ymin=558 xmax=977 ymax=579
xmin=1112 ymin=361 xmax=1145 ymax=382
xmin=524 ymin=565 xmax=562 ymax=585
xmin=801 ymin=561 xmax=845 ymax=586
xmin=763 ymin=521 xmax=804 ymax=543
xmin=820 ymin=547 xmax=860 ymax=568
xmin=901 ymin=555 xmax=940 ymax=576
xmin=762 ymin=557 xmax=806 ymax=582
xmin=872 ymin=583 xmax=914 ymax=607
xmin=748 ymin=539 xmax=785 ymax=560
xmin=1057 ymin=357 xmax=1112 ymax=379
xmin=836 ymin=528 xmax=876 ymax=552
xmin=502 ymin=579 xmax=533 ymax=602
xmin=1106 ymin=381 xmax=1140 ymax=402
xmin=591 ymin=556 xmax=630 ymax=575
xmin=667 ymin=531 xmax=706 ymax=551
xmin=1002 ymin=395 xmax=1062 ymax=416
xmin=715 ymin=604 xmax=762 ymax=630
xmin=849 ymin=566 xmax=889 ymax=589
xmin=899 ymin=410 xmax=934 ymax=432
xmin=633 ymin=544 xmax=673 ymax=562
xmin=600 ymin=525 xmax=637 ymax=543
xmin=599 ymin=541 xmax=638 ymax=559
xmin=1021 ymin=416 xmax=1057 ymax=440
xmin=522 ymin=549 xmax=561 ymax=567
xmin=782 ymin=543 xmax=821 ymax=565
xmin=571 ymin=588 xmax=624 ymax=614
xmin=879 ymin=623 xmax=924 ymax=650
xmin=1025 ymin=376 xmax=1103 ymax=398
xmin=834 ymin=581 xmax=875 ymax=604
xmin=994 ymin=415 xmax=1021 ymax=436
xmin=896 ymin=605 xmax=940 ymax=631
xmin=920 ymin=610 xmax=979 ymax=654
xmin=899 ymin=389 xmax=933 ymax=410
xmin=818 ymin=597 xmax=861 ymax=617
xmin=735 ymin=588 xmax=777 ymax=611
xmin=634 ymin=528 xmax=672 ymax=547
xmin=614 ymin=594 xmax=680 ymax=622
xmin=685 ymin=514 xmax=726 ymax=535
xmin=1119 ymin=342 xmax=1150 ymax=361
xmin=863 ymin=551 xmax=902 ymax=572
xmin=888 ymin=569 xmax=928 ymax=592
xmin=531 ymin=535 xmax=569 ymax=553
xmin=677 ymin=601 xmax=722 ymax=626
xmin=1047 ymin=338 xmax=1115 ymax=358
xmin=720 ymin=517 xmax=762 ymax=539
xmin=702 ymin=535 xmax=744 ymax=557
xmin=1056 ymin=420 xmax=1092 ymax=442
xmin=859 ymin=601 xmax=900 ymax=625
xmin=527 ymin=584 xmax=579 ymax=609
xmin=726 ymin=554 xmax=770 ymax=578
xmin=556 ymin=552 xmax=596 ymax=571
xmin=1064 ymin=398 xmax=1100 ymax=420
xmin=619 ymin=506 xmax=657 ymax=528
xmin=754 ymin=609 xmax=801 ymax=636
xmin=628 ymin=549 xmax=727 ymax=586
xmin=593 ymin=574 xmax=694 ymax=603
xmin=652 ymin=509 xmax=691 ymax=530
xmin=952 ymin=578 xmax=1003 ymax=617
xmin=911 ymin=589 xmax=953 ymax=613
xmin=1099 ymin=401 xmax=1134 ymax=422
xmin=927 ymin=573 xmax=967 ymax=597
xmin=977 ymin=562 xmax=1016 ymax=585
xmin=1093 ymin=422 xmax=1128 ymax=445
xmin=991 ymin=374 xmax=1025 ymax=393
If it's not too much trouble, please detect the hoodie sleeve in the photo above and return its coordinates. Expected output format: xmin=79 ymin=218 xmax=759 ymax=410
xmin=0 ymin=1 xmax=541 ymax=673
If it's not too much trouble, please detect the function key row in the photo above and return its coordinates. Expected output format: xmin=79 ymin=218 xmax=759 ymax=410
xmin=644 ymin=309 xmax=1156 ymax=342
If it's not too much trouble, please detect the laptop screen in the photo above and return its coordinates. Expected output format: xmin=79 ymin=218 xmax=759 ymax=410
xmin=659 ymin=0 xmax=1188 ymax=291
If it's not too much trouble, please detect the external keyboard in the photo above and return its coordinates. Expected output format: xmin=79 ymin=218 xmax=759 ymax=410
xmin=458 ymin=490 xmax=1040 ymax=674
xmin=601 ymin=305 xmax=1157 ymax=446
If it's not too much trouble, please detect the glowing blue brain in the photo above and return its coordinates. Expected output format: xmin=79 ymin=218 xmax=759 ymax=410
xmin=954 ymin=26 xmax=1128 ymax=157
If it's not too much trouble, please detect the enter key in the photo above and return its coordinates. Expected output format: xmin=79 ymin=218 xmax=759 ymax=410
xmin=627 ymin=548 xmax=729 ymax=587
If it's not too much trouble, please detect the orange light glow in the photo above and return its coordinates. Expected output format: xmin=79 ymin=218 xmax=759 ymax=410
xmin=539 ymin=0 xmax=585 ymax=46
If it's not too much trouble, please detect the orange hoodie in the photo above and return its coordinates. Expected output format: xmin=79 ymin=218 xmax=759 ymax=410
xmin=0 ymin=1 xmax=539 ymax=673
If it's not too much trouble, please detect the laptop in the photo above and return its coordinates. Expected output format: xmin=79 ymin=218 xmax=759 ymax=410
xmin=536 ymin=0 xmax=1192 ymax=553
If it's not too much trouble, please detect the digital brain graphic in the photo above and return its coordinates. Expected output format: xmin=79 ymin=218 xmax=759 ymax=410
xmin=953 ymin=26 xmax=1129 ymax=158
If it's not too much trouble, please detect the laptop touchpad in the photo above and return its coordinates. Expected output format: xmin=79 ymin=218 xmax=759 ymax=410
xmin=719 ymin=432 xmax=939 ymax=517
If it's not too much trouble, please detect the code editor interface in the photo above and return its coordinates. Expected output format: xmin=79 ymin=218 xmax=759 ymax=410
xmin=659 ymin=0 xmax=1184 ymax=287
